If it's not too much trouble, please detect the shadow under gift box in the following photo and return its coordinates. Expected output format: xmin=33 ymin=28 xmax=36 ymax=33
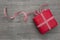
xmin=33 ymin=9 xmax=58 ymax=34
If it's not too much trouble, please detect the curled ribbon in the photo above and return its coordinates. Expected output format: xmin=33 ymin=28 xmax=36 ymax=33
xmin=4 ymin=4 xmax=48 ymax=22
xmin=4 ymin=7 xmax=28 ymax=22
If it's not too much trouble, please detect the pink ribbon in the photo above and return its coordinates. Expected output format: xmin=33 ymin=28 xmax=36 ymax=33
xmin=4 ymin=4 xmax=48 ymax=22
xmin=34 ymin=3 xmax=48 ymax=15
xmin=4 ymin=7 xmax=28 ymax=22
xmin=4 ymin=8 xmax=8 ymax=17
xmin=37 ymin=9 xmax=54 ymax=30
xmin=34 ymin=4 xmax=53 ymax=30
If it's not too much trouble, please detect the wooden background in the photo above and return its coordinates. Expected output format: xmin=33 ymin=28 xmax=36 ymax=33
xmin=0 ymin=0 xmax=60 ymax=40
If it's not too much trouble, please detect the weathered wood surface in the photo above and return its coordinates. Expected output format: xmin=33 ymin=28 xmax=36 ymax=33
xmin=0 ymin=0 xmax=60 ymax=40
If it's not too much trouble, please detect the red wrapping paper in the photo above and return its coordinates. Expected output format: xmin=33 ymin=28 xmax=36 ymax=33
xmin=33 ymin=9 xmax=58 ymax=34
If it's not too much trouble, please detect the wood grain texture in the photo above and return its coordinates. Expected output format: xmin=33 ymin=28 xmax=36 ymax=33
xmin=0 ymin=0 xmax=60 ymax=40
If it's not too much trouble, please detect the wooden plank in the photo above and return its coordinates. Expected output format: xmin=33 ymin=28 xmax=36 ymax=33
xmin=0 ymin=0 xmax=60 ymax=40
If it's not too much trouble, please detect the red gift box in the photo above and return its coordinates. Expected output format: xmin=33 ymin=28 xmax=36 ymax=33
xmin=33 ymin=9 xmax=58 ymax=34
